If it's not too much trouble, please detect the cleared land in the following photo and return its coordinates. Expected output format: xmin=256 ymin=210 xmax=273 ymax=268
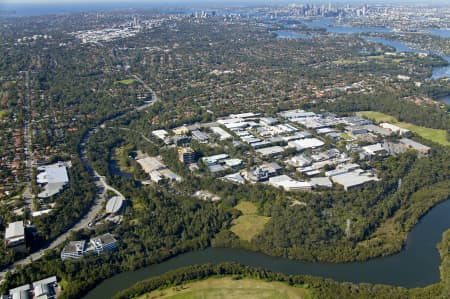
xmin=230 ymin=201 xmax=270 ymax=241
xmin=113 ymin=147 xmax=135 ymax=173
xmin=115 ymin=78 xmax=136 ymax=85
xmin=135 ymin=277 xmax=310 ymax=299
xmin=356 ymin=111 xmax=450 ymax=146
xmin=0 ymin=109 xmax=8 ymax=119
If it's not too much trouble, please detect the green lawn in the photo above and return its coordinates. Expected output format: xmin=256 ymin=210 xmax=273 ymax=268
xmin=230 ymin=201 xmax=270 ymax=241
xmin=0 ymin=110 xmax=8 ymax=119
xmin=356 ymin=111 xmax=450 ymax=146
xmin=115 ymin=78 xmax=136 ymax=85
xmin=136 ymin=277 xmax=310 ymax=299
xmin=356 ymin=111 xmax=396 ymax=123
xmin=234 ymin=201 xmax=258 ymax=214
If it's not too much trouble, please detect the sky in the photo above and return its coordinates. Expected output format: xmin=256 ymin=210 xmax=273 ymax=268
xmin=2 ymin=0 xmax=450 ymax=3
xmin=2 ymin=0 xmax=450 ymax=7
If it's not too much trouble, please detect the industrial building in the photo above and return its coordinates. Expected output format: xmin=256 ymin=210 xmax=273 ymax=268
xmin=178 ymin=147 xmax=197 ymax=164
xmin=330 ymin=171 xmax=379 ymax=190
xmin=380 ymin=123 xmax=411 ymax=136
xmin=36 ymin=162 xmax=69 ymax=198
xmin=278 ymin=109 xmax=316 ymax=120
xmin=310 ymin=177 xmax=333 ymax=188
xmin=268 ymin=175 xmax=312 ymax=191
xmin=202 ymin=154 xmax=229 ymax=166
xmin=245 ymin=162 xmax=282 ymax=182
xmin=287 ymin=138 xmax=324 ymax=150
xmin=4 ymin=221 xmax=26 ymax=252
xmin=399 ymin=138 xmax=431 ymax=156
xmin=362 ymin=143 xmax=388 ymax=157
xmin=136 ymin=155 xmax=182 ymax=183
xmin=201 ymin=154 xmax=243 ymax=173
xmin=152 ymin=129 xmax=169 ymax=140
xmin=256 ymin=146 xmax=285 ymax=157
xmin=222 ymin=172 xmax=246 ymax=184
xmin=210 ymin=126 xmax=232 ymax=140
xmin=191 ymin=130 xmax=209 ymax=143
xmin=6 ymin=276 xmax=58 ymax=299
xmin=154 ymin=109 xmax=431 ymax=193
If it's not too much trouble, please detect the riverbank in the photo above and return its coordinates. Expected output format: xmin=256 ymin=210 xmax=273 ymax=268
xmin=108 ymin=234 xmax=450 ymax=299
xmin=82 ymin=198 xmax=450 ymax=299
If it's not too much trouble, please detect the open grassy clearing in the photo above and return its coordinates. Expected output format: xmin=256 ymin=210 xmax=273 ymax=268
xmin=115 ymin=78 xmax=136 ymax=85
xmin=356 ymin=111 xmax=450 ymax=146
xmin=135 ymin=277 xmax=310 ymax=299
xmin=356 ymin=111 xmax=396 ymax=123
xmin=235 ymin=201 xmax=259 ymax=214
xmin=113 ymin=147 xmax=135 ymax=173
xmin=332 ymin=59 xmax=355 ymax=65
xmin=0 ymin=110 xmax=8 ymax=119
xmin=397 ymin=122 xmax=450 ymax=146
xmin=230 ymin=201 xmax=270 ymax=241
xmin=366 ymin=55 xmax=385 ymax=60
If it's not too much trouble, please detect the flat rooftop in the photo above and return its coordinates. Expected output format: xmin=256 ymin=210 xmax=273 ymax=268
xmin=5 ymin=221 xmax=24 ymax=240
xmin=136 ymin=156 xmax=165 ymax=173
xmin=331 ymin=171 xmax=378 ymax=190
xmin=37 ymin=164 xmax=68 ymax=184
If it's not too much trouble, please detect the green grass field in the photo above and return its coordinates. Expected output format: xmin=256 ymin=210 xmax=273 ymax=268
xmin=356 ymin=111 xmax=450 ymax=146
xmin=230 ymin=201 xmax=270 ymax=241
xmin=135 ymin=277 xmax=310 ymax=299
xmin=115 ymin=78 xmax=136 ymax=85
xmin=0 ymin=110 xmax=8 ymax=119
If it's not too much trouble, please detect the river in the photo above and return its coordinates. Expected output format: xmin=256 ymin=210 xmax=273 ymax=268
xmin=275 ymin=21 xmax=450 ymax=81
xmin=83 ymin=198 xmax=450 ymax=298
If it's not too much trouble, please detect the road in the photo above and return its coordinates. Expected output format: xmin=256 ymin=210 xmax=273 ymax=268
xmin=22 ymin=70 xmax=34 ymax=207
xmin=0 ymin=75 xmax=159 ymax=280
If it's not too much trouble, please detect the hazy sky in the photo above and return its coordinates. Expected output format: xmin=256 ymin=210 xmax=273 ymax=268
xmin=2 ymin=0 xmax=449 ymax=4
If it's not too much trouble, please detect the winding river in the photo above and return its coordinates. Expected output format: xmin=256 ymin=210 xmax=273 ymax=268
xmin=83 ymin=199 xmax=450 ymax=298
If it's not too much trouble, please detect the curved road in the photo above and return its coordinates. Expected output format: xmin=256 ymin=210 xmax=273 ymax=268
xmin=0 ymin=75 xmax=159 ymax=280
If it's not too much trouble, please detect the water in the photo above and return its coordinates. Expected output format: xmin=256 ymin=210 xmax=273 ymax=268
xmin=427 ymin=28 xmax=450 ymax=38
xmin=363 ymin=36 xmax=422 ymax=53
xmin=279 ymin=20 xmax=450 ymax=79
xmin=439 ymin=96 xmax=450 ymax=105
xmin=274 ymin=30 xmax=311 ymax=39
xmin=361 ymin=36 xmax=450 ymax=79
xmin=83 ymin=198 xmax=450 ymax=298
xmin=431 ymin=54 xmax=450 ymax=80
xmin=301 ymin=19 xmax=450 ymax=39
xmin=304 ymin=19 xmax=392 ymax=34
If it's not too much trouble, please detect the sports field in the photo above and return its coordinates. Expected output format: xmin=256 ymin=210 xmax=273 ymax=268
xmin=135 ymin=277 xmax=310 ymax=299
